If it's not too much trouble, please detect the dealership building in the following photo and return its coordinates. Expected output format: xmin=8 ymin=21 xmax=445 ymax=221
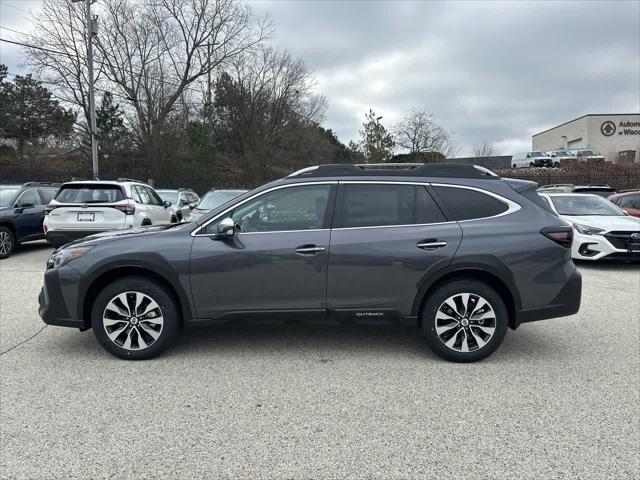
xmin=532 ymin=113 xmax=640 ymax=164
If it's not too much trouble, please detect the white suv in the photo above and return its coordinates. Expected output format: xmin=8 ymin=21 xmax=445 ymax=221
xmin=44 ymin=180 xmax=173 ymax=247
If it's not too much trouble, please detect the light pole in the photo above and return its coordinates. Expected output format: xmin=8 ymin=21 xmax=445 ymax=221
xmin=72 ymin=0 xmax=99 ymax=179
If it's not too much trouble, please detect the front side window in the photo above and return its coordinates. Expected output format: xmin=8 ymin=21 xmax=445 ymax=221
xmin=433 ymin=186 xmax=509 ymax=221
xmin=206 ymin=184 xmax=332 ymax=234
xmin=338 ymin=184 xmax=445 ymax=228
xmin=15 ymin=189 xmax=42 ymax=208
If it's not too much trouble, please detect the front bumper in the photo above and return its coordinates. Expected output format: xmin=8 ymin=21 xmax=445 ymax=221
xmin=571 ymin=231 xmax=640 ymax=261
xmin=517 ymin=267 xmax=582 ymax=325
xmin=38 ymin=265 xmax=86 ymax=329
xmin=533 ymin=158 xmax=553 ymax=167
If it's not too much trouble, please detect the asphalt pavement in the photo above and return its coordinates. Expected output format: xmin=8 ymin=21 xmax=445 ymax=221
xmin=1 ymin=241 xmax=639 ymax=479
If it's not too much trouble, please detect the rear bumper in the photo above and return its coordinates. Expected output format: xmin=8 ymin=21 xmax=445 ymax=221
xmin=46 ymin=230 xmax=107 ymax=247
xmin=516 ymin=267 xmax=582 ymax=326
xmin=38 ymin=265 xmax=86 ymax=329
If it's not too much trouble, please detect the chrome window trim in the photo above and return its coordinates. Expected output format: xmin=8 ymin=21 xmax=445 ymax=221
xmin=191 ymin=179 xmax=521 ymax=236
xmin=191 ymin=181 xmax=337 ymax=237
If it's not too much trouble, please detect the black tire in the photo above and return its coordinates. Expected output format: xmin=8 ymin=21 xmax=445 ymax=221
xmin=141 ymin=219 xmax=152 ymax=227
xmin=170 ymin=215 xmax=178 ymax=223
xmin=529 ymin=162 xmax=534 ymax=167
xmin=554 ymin=162 xmax=560 ymax=168
xmin=0 ymin=226 xmax=15 ymax=259
xmin=512 ymin=164 xmax=517 ymax=169
xmin=91 ymin=276 xmax=179 ymax=360
xmin=421 ymin=279 xmax=508 ymax=363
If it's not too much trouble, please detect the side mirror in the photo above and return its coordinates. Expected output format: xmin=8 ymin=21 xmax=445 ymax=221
xmin=163 ymin=200 xmax=172 ymax=208
xmin=216 ymin=217 xmax=236 ymax=238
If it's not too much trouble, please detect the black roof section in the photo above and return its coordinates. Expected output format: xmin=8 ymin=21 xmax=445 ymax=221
xmin=288 ymin=163 xmax=500 ymax=179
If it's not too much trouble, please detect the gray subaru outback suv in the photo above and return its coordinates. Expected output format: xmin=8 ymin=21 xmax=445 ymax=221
xmin=39 ymin=164 xmax=581 ymax=362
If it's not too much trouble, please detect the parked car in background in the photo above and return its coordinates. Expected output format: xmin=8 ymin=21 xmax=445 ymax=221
xmin=546 ymin=150 xmax=574 ymax=167
xmin=0 ymin=182 xmax=60 ymax=259
xmin=608 ymin=191 xmax=640 ymax=218
xmin=156 ymin=188 xmax=200 ymax=222
xmin=569 ymin=149 xmax=605 ymax=162
xmin=183 ymin=189 xmax=248 ymax=222
xmin=539 ymin=193 xmax=640 ymax=261
xmin=44 ymin=179 xmax=173 ymax=247
xmin=537 ymin=184 xmax=616 ymax=197
xmin=39 ymin=163 xmax=581 ymax=362
xmin=511 ymin=151 xmax=553 ymax=168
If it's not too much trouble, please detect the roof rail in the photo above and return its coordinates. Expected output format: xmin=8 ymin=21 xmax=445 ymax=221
xmin=287 ymin=163 xmax=499 ymax=179
xmin=22 ymin=181 xmax=62 ymax=187
xmin=116 ymin=177 xmax=148 ymax=184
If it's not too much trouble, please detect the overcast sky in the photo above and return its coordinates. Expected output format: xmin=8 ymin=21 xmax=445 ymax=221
xmin=1 ymin=0 xmax=639 ymax=155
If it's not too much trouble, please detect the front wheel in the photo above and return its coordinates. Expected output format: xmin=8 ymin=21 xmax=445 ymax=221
xmin=91 ymin=277 xmax=179 ymax=359
xmin=421 ymin=279 xmax=508 ymax=362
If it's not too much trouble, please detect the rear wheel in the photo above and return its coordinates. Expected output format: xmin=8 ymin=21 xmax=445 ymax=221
xmin=0 ymin=227 xmax=15 ymax=259
xmin=421 ymin=279 xmax=508 ymax=362
xmin=529 ymin=162 xmax=534 ymax=167
xmin=91 ymin=277 xmax=179 ymax=360
xmin=512 ymin=164 xmax=517 ymax=169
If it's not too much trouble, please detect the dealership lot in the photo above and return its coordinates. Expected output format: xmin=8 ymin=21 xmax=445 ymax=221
xmin=1 ymin=243 xmax=639 ymax=479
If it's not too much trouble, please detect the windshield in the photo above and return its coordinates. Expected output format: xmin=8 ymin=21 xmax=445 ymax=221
xmin=0 ymin=186 xmax=20 ymax=207
xmin=580 ymin=150 xmax=597 ymax=156
xmin=550 ymin=195 xmax=625 ymax=216
xmin=554 ymin=151 xmax=571 ymax=156
xmin=157 ymin=190 xmax=178 ymax=204
xmin=198 ymin=190 xmax=247 ymax=210
xmin=55 ymin=184 xmax=124 ymax=203
xmin=530 ymin=152 xmax=547 ymax=157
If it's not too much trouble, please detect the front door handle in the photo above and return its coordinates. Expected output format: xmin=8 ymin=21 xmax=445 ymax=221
xmin=295 ymin=245 xmax=326 ymax=255
xmin=417 ymin=240 xmax=448 ymax=250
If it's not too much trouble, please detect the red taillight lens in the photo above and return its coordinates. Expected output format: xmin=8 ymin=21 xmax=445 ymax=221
xmin=44 ymin=203 xmax=56 ymax=215
xmin=541 ymin=226 xmax=573 ymax=248
xmin=114 ymin=203 xmax=135 ymax=216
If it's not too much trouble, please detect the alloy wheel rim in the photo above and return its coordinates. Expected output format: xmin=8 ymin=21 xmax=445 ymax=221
xmin=435 ymin=293 xmax=496 ymax=353
xmin=102 ymin=291 xmax=164 ymax=350
xmin=0 ymin=232 xmax=11 ymax=255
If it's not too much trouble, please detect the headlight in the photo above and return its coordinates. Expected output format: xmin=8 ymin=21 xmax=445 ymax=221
xmin=573 ymin=223 xmax=605 ymax=235
xmin=47 ymin=247 xmax=93 ymax=269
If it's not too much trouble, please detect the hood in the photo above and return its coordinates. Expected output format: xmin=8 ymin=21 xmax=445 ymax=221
xmin=61 ymin=224 xmax=179 ymax=249
xmin=561 ymin=214 xmax=640 ymax=232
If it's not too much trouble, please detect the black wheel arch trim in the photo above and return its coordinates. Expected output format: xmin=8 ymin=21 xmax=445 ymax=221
xmin=411 ymin=255 xmax=522 ymax=324
xmin=78 ymin=256 xmax=194 ymax=326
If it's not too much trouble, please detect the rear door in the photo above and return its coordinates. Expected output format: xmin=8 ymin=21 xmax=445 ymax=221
xmin=144 ymin=186 xmax=170 ymax=224
xmin=327 ymin=181 xmax=462 ymax=320
xmin=49 ymin=184 xmax=127 ymax=231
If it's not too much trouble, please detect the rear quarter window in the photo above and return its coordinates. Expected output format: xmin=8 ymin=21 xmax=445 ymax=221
xmin=433 ymin=186 xmax=509 ymax=221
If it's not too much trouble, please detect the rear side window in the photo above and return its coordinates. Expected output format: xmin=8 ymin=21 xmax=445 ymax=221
xmin=434 ymin=186 xmax=508 ymax=221
xmin=55 ymin=184 xmax=124 ymax=203
xmin=619 ymin=194 xmax=640 ymax=209
xmin=39 ymin=188 xmax=57 ymax=204
xmin=339 ymin=184 xmax=445 ymax=228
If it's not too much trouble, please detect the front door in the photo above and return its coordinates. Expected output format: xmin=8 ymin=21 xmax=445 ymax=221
xmin=14 ymin=189 xmax=45 ymax=240
xmin=190 ymin=183 xmax=336 ymax=320
xmin=327 ymin=182 xmax=462 ymax=320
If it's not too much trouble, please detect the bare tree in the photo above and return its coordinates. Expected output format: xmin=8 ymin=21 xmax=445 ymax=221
xmin=27 ymin=0 xmax=271 ymax=166
xmin=393 ymin=109 xmax=458 ymax=159
xmin=25 ymin=0 xmax=102 ymax=138
xmin=473 ymin=141 xmax=497 ymax=159
xmin=213 ymin=46 xmax=327 ymax=181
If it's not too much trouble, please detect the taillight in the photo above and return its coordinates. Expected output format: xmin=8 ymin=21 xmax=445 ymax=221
xmin=541 ymin=226 xmax=573 ymax=248
xmin=44 ymin=203 xmax=56 ymax=215
xmin=114 ymin=203 xmax=135 ymax=216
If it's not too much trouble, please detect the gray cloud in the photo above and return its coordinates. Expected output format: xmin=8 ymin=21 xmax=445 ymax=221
xmin=2 ymin=1 xmax=638 ymax=156
xmin=251 ymin=0 xmax=640 ymax=155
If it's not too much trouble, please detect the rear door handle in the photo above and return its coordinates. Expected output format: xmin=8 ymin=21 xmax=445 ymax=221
xmin=417 ymin=240 xmax=448 ymax=250
xmin=295 ymin=245 xmax=326 ymax=255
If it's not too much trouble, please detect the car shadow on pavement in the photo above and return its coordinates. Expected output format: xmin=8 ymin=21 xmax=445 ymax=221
xmin=11 ymin=240 xmax=54 ymax=257
xmin=575 ymin=259 xmax=640 ymax=271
